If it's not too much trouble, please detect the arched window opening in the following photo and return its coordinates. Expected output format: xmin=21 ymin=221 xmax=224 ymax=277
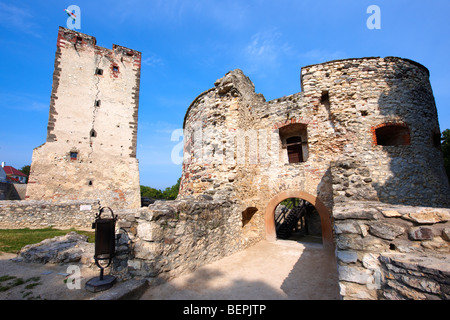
xmin=274 ymin=198 xmax=322 ymax=243
xmin=374 ymin=124 xmax=410 ymax=146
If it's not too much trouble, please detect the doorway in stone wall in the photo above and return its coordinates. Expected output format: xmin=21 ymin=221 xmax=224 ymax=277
xmin=274 ymin=198 xmax=322 ymax=244
xmin=265 ymin=190 xmax=334 ymax=249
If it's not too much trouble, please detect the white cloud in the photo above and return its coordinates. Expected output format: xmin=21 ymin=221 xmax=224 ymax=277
xmin=244 ymin=29 xmax=294 ymax=74
xmin=142 ymin=53 xmax=164 ymax=67
xmin=0 ymin=2 xmax=41 ymax=37
xmin=0 ymin=92 xmax=48 ymax=112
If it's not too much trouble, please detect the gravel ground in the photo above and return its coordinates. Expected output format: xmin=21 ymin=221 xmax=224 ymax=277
xmin=140 ymin=240 xmax=341 ymax=300
xmin=0 ymin=252 xmax=105 ymax=300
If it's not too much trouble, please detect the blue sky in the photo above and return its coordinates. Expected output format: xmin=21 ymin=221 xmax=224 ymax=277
xmin=0 ymin=0 xmax=449 ymax=190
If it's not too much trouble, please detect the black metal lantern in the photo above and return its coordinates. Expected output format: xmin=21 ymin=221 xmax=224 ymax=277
xmin=86 ymin=207 xmax=118 ymax=292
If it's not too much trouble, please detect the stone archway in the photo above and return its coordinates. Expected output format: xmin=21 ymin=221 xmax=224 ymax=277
xmin=265 ymin=190 xmax=334 ymax=249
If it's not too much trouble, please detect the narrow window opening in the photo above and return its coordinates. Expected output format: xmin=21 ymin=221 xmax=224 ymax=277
xmin=90 ymin=129 xmax=97 ymax=138
xmin=70 ymin=152 xmax=78 ymax=161
xmin=112 ymin=65 xmax=119 ymax=72
xmin=88 ymin=180 xmax=93 ymax=186
xmin=433 ymin=132 xmax=442 ymax=149
xmin=95 ymin=100 xmax=101 ymax=107
xmin=95 ymin=68 xmax=103 ymax=76
xmin=375 ymin=124 xmax=410 ymax=146
xmin=320 ymin=91 xmax=330 ymax=105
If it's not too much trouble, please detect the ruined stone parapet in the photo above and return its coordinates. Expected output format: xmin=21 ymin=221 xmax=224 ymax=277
xmin=178 ymin=57 xmax=450 ymax=299
xmin=180 ymin=56 xmax=450 ymax=211
xmin=300 ymin=56 xmax=449 ymax=207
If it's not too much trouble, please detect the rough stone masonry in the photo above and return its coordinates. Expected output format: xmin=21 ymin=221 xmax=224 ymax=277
xmin=3 ymin=27 xmax=450 ymax=300
xmin=25 ymin=27 xmax=141 ymax=209
xmin=170 ymin=56 xmax=450 ymax=299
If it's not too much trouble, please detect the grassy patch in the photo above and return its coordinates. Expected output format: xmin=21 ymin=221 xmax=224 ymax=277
xmin=0 ymin=275 xmax=16 ymax=282
xmin=0 ymin=275 xmax=42 ymax=293
xmin=0 ymin=227 xmax=95 ymax=253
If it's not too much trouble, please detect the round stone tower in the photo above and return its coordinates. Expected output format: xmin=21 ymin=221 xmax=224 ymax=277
xmin=180 ymin=57 xmax=450 ymax=247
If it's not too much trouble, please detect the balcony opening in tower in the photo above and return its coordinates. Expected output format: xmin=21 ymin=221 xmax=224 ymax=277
xmin=279 ymin=123 xmax=308 ymax=164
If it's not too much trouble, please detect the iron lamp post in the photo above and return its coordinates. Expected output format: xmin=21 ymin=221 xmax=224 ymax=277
xmin=85 ymin=207 xmax=117 ymax=292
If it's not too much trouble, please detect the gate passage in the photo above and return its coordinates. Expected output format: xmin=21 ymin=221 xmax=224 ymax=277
xmin=274 ymin=198 xmax=322 ymax=242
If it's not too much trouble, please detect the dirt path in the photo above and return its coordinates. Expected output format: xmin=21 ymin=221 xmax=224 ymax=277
xmin=0 ymin=239 xmax=341 ymax=300
xmin=140 ymin=240 xmax=341 ymax=300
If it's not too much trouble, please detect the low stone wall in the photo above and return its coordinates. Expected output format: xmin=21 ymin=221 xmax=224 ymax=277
xmin=2 ymin=195 xmax=449 ymax=300
xmin=0 ymin=200 xmax=100 ymax=230
xmin=380 ymin=253 xmax=450 ymax=300
xmin=334 ymin=200 xmax=450 ymax=299
xmin=125 ymin=197 xmax=249 ymax=281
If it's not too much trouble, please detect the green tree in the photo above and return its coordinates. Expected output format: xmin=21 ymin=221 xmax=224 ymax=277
xmin=20 ymin=165 xmax=31 ymax=182
xmin=140 ymin=185 xmax=163 ymax=199
xmin=442 ymin=129 xmax=450 ymax=183
xmin=140 ymin=177 xmax=181 ymax=200
xmin=162 ymin=178 xmax=181 ymax=200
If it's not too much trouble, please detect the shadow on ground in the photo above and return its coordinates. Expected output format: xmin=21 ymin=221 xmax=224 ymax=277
xmin=141 ymin=240 xmax=340 ymax=300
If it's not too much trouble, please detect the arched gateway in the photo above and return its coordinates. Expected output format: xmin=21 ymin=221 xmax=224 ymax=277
xmin=264 ymin=190 xmax=334 ymax=249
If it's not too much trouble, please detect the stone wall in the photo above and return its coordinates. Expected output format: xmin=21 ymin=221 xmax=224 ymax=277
xmin=379 ymin=253 xmax=450 ymax=300
xmin=0 ymin=200 xmax=100 ymax=230
xmin=176 ymin=56 xmax=450 ymax=300
xmin=333 ymin=200 xmax=450 ymax=299
xmin=123 ymin=197 xmax=256 ymax=281
xmin=180 ymin=57 xmax=450 ymax=210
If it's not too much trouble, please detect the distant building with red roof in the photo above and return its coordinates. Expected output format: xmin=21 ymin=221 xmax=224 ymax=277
xmin=1 ymin=163 xmax=27 ymax=184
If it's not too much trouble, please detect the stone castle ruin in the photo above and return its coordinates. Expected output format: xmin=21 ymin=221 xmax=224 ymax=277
xmin=2 ymin=28 xmax=450 ymax=300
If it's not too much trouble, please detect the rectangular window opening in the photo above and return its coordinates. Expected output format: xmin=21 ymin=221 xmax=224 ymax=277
xmin=375 ymin=124 xmax=410 ymax=146
xmin=70 ymin=152 xmax=78 ymax=161
xmin=286 ymin=136 xmax=304 ymax=164
xmin=95 ymin=68 xmax=103 ymax=76
xmin=95 ymin=100 xmax=101 ymax=107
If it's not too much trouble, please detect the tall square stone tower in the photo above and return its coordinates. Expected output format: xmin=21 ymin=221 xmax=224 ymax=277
xmin=26 ymin=27 xmax=141 ymax=209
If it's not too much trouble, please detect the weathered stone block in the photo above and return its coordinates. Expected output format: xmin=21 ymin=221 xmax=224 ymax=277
xmin=338 ymin=265 xmax=372 ymax=285
xmin=408 ymin=226 xmax=434 ymax=240
xmin=336 ymin=250 xmax=358 ymax=263
xmin=333 ymin=207 xmax=379 ymax=220
xmin=442 ymin=228 xmax=450 ymax=241
xmin=369 ymin=221 xmax=405 ymax=240
xmin=403 ymin=209 xmax=450 ymax=224
xmin=137 ymin=221 xmax=164 ymax=242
